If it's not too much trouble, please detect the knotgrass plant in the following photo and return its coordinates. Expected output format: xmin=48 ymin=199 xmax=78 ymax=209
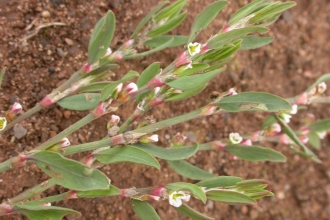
xmin=1 ymin=0 xmax=329 ymax=219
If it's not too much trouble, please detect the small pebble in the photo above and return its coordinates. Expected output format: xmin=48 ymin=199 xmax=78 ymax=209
xmin=64 ymin=38 xmax=74 ymax=46
xmin=41 ymin=11 xmax=51 ymax=19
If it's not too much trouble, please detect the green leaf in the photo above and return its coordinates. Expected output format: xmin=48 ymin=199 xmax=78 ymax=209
xmin=148 ymin=12 xmax=187 ymax=38
xmin=14 ymin=204 xmax=80 ymax=220
xmin=144 ymin=35 xmax=188 ymax=48
xmin=88 ymin=11 xmax=115 ymax=64
xmin=226 ymin=144 xmax=286 ymax=162
xmin=84 ymin=64 xmax=118 ymax=78
xmin=79 ymin=82 xmax=110 ymax=92
xmin=206 ymin=190 xmax=256 ymax=205
xmin=216 ymin=92 xmax=292 ymax=112
xmin=249 ymin=2 xmax=297 ymax=24
xmin=131 ymin=200 xmax=161 ymax=220
xmin=175 ymin=204 xmax=214 ymax=220
xmin=178 ymin=64 xmax=210 ymax=77
xmin=274 ymin=114 xmax=319 ymax=161
xmin=131 ymin=1 xmax=169 ymax=38
xmin=166 ymin=182 xmax=206 ymax=203
xmin=121 ymin=70 xmax=140 ymax=81
xmin=261 ymin=115 xmax=277 ymax=129
xmin=125 ymin=38 xmax=174 ymax=59
xmin=229 ymin=0 xmax=265 ymax=26
xmin=137 ymin=62 xmax=160 ymax=88
xmin=166 ymin=67 xmax=226 ymax=91
xmin=240 ymin=35 xmax=274 ymax=50
xmin=196 ymin=176 xmax=242 ymax=189
xmin=309 ymin=118 xmax=330 ymax=133
xmin=94 ymin=146 xmax=160 ymax=169
xmin=154 ymin=0 xmax=186 ymax=22
xmin=306 ymin=73 xmax=330 ymax=92
xmin=207 ymin=27 xmax=269 ymax=49
xmin=165 ymin=84 xmax=206 ymax=101
xmin=57 ymin=93 xmax=100 ymax=111
xmin=188 ymin=1 xmax=228 ymax=43
xmin=167 ymin=160 xmax=215 ymax=180
xmin=133 ymin=143 xmax=198 ymax=160
xmin=308 ymin=132 xmax=321 ymax=150
xmin=100 ymin=82 xmax=121 ymax=101
xmin=0 ymin=67 xmax=6 ymax=88
xmin=77 ymin=185 xmax=121 ymax=198
xmin=31 ymin=151 xmax=110 ymax=191
xmin=201 ymin=41 xmax=241 ymax=61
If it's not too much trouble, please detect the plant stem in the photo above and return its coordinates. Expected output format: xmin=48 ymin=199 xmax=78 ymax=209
xmin=0 ymin=159 xmax=13 ymax=173
xmin=0 ymin=105 xmax=42 ymax=134
xmin=9 ymin=179 xmax=57 ymax=204
xmin=35 ymin=113 xmax=96 ymax=151
xmin=64 ymin=138 xmax=112 ymax=155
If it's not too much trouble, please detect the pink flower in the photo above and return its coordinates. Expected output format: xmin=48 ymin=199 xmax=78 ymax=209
xmin=147 ymin=77 xmax=164 ymax=89
xmin=125 ymin=83 xmax=138 ymax=95
xmin=227 ymin=88 xmax=238 ymax=96
xmin=241 ymin=139 xmax=252 ymax=146
xmin=175 ymin=52 xmax=190 ymax=67
xmin=60 ymin=138 xmax=70 ymax=148
xmin=296 ymin=92 xmax=308 ymax=105
xmin=267 ymin=123 xmax=281 ymax=136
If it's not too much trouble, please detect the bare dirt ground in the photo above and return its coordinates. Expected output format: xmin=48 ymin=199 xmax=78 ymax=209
xmin=0 ymin=0 xmax=330 ymax=219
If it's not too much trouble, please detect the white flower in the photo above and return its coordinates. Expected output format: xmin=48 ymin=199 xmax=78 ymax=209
xmin=317 ymin=82 xmax=327 ymax=94
xmin=317 ymin=131 xmax=326 ymax=139
xmin=168 ymin=191 xmax=191 ymax=207
xmin=280 ymin=113 xmax=292 ymax=123
xmin=188 ymin=42 xmax=201 ymax=56
xmin=290 ymin=104 xmax=298 ymax=114
xmin=0 ymin=117 xmax=7 ymax=131
xmin=229 ymin=132 xmax=242 ymax=144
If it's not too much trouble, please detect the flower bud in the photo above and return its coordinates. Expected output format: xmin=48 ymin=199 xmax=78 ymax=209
xmin=139 ymin=134 xmax=159 ymax=143
xmin=227 ymin=88 xmax=238 ymax=96
xmin=175 ymin=52 xmax=191 ymax=68
xmin=241 ymin=139 xmax=252 ymax=146
xmin=266 ymin=123 xmax=281 ymax=136
xmin=147 ymin=77 xmax=165 ymax=89
xmin=92 ymin=102 xmax=106 ymax=118
xmin=170 ymin=132 xmax=187 ymax=147
xmin=229 ymin=132 xmax=242 ymax=144
xmin=107 ymin=115 xmax=120 ymax=129
xmin=296 ymin=92 xmax=308 ymax=105
xmin=317 ymin=82 xmax=327 ymax=94
xmin=104 ymin=47 xmax=112 ymax=57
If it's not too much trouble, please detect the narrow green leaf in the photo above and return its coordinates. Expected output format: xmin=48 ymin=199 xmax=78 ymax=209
xmin=178 ymin=64 xmax=210 ymax=77
xmin=176 ymin=204 xmax=214 ymax=220
xmin=274 ymin=114 xmax=319 ymax=161
xmin=133 ymin=143 xmax=198 ymax=160
xmin=216 ymin=92 xmax=292 ymax=112
xmin=229 ymin=0 xmax=265 ymax=26
xmin=0 ymin=67 xmax=6 ymax=88
xmin=240 ymin=35 xmax=274 ymax=50
xmin=148 ymin=12 xmax=187 ymax=38
xmin=166 ymin=182 xmax=207 ymax=203
xmin=57 ymin=93 xmax=100 ymax=111
xmin=88 ymin=11 xmax=115 ymax=64
xmin=154 ymin=0 xmax=186 ymax=22
xmin=249 ymin=2 xmax=297 ymax=24
xmin=167 ymin=160 xmax=215 ymax=180
xmin=84 ymin=64 xmax=118 ymax=78
xmin=188 ymin=1 xmax=228 ymax=43
xmin=79 ymin=82 xmax=110 ymax=92
xmin=202 ymin=41 xmax=241 ymax=61
xmin=94 ymin=146 xmax=160 ymax=169
xmin=308 ymin=132 xmax=321 ymax=150
xmin=196 ymin=176 xmax=242 ymax=189
xmin=131 ymin=1 xmax=169 ymax=38
xmin=235 ymin=179 xmax=268 ymax=188
xmin=166 ymin=67 xmax=226 ymax=91
xmin=14 ymin=204 xmax=80 ymax=220
xmin=31 ymin=151 xmax=110 ymax=191
xmin=206 ymin=190 xmax=256 ymax=205
xmin=125 ymin=38 xmax=174 ymax=59
xmin=309 ymin=118 xmax=330 ymax=132
xmin=137 ymin=62 xmax=161 ymax=88
xmin=131 ymin=200 xmax=161 ymax=220
xmin=261 ymin=115 xmax=277 ymax=129
xmin=306 ymin=73 xmax=330 ymax=92
xmin=165 ymin=84 xmax=206 ymax=101
xmin=226 ymin=144 xmax=286 ymax=162
xmin=77 ymin=185 xmax=121 ymax=198
xmin=144 ymin=35 xmax=188 ymax=48
xmin=207 ymin=27 xmax=268 ymax=49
